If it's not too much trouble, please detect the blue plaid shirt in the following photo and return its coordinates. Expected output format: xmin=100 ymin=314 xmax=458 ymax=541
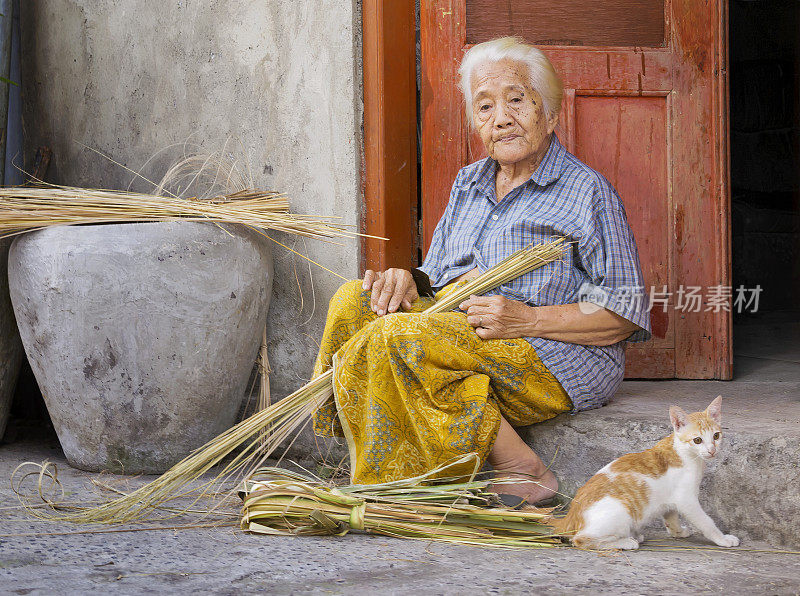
xmin=419 ymin=135 xmax=651 ymax=412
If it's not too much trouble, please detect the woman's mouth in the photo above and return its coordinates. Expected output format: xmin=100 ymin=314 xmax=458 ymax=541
xmin=496 ymin=135 xmax=519 ymax=143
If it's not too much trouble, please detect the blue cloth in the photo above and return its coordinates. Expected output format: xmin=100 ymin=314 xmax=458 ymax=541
xmin=418 ymin=135 xmax=651 ymax=412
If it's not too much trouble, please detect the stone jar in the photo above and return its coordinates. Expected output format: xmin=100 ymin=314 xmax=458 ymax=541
xmin=8 ymin=222 xmax=273 ymax=474
xmin=0 ymin=238 xmax=24 ymax=439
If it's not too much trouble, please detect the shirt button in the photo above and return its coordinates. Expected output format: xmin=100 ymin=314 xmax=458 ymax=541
xmin=491 ymin=214 xmax=498 ymax=221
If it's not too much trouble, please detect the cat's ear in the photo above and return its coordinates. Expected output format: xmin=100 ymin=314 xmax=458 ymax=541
xmin=670 ymin=406 xmax=689 ymax=431
xmin=705 ymin=395 xmax=722 ymax=424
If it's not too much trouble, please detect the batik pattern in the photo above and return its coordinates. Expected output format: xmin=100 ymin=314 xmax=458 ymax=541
xmin=312 ymin=280 xmax=572 ymax=484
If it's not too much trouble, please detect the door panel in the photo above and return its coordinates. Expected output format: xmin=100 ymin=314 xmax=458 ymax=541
xmin=466 ymin=0 xmax=666 ymax=48
xmin=573 ymin=95 xmax=673 ymax=353
xmin=421 ymin=0 xmax=731 ymax=379
xmin=573 ymin=96 xmax=670 ymax=304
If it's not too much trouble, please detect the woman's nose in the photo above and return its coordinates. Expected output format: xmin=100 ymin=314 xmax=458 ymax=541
xmin=494 ymin=102 xmax=513 ymax=128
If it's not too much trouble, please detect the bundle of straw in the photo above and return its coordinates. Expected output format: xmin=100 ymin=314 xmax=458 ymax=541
xmin=13 ymin=372 xmax=334 ymax=523
xmin=0 ymin=185 xmax=364 ymax=241
xmin=240 ymin=457 xmax=562 ymax=548
xmin=14 ymin=238 xmax=566 ymax=525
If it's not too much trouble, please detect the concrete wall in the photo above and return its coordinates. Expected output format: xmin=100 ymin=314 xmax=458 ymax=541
xmin=19 ymin=2 xmax=363 ymax=425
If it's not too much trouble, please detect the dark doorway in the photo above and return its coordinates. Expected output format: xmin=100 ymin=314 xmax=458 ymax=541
xmin=730 ymin=0 xmax=800 ymax=381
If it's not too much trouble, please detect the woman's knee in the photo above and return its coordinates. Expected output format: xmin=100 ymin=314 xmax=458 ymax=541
xmin=379 ymin=312 xmax=470 ymax=341
xmin=372 ymin=312 xmax=430 ymax=344
xmin=330 ymin=279 xmax=369 ymax=311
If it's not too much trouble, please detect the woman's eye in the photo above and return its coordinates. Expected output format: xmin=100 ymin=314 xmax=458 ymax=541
xmin=713 ymin=432 xmax=721 ymax=440
xmin=510 ymin=97 xmax=522 ymax=103
xmin=479 ymin=104 xmax=491 ymax=112
xmin=693 ymin=437 xmax=703 ymax=444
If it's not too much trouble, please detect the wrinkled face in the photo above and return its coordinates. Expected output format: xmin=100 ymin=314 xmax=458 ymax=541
xmin=470 ymin=58 xmax=557 ymax=166
xmin=676 ymin=417 xmax=722 ymax=460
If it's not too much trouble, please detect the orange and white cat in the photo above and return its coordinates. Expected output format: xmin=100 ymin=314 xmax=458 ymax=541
xmin=551 ymin=396 xmax=739 ymax=550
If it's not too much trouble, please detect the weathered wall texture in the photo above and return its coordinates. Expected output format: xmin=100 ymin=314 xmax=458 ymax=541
xmin=19 ymin=2 xmax=363 ymax=431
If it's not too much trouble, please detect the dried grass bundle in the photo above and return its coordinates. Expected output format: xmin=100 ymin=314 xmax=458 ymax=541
xmin=0 ymin=185 xmax=364 ymax=241
xmin=13 ymin=373 xmax=334 ymax=524
xmin=13 ymin=239 xmax=567 ymax=525
xmin=240 ymin=457 xmax=563 ymax=548
xmin=1 ymin=143 xmax=370 ymax=243
xmin=429 ymin=238 xmax=566 ymax=312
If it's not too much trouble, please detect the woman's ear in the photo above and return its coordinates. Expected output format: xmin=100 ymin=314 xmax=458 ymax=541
xmin=547 ymin=113 xmax=559 ymax=135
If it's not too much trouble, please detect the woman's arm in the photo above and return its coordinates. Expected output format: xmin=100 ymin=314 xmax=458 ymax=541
xmin=459 ymin=295 xmax=639 ymax=346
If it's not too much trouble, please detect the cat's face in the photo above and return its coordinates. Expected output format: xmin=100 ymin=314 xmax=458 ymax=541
xmin=670 ymin=396 xmax=723 ymax=460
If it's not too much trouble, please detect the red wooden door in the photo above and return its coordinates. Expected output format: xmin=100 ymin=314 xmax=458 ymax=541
xmin=420 ymin=0 xmax=731 ymax=379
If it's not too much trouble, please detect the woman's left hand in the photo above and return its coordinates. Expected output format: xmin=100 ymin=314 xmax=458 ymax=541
xmin=459 ymin=295 xmax=537 ymax=340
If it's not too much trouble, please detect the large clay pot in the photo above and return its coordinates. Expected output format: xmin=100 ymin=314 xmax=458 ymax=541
xmin=8 ymin=222 xmax=273 ymax=473
xmin=0 ymin=238 xmax=24 ymax=439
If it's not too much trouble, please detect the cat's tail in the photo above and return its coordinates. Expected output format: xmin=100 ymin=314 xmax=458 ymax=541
xmin=545 ymin=503 xmax=582 ymax=538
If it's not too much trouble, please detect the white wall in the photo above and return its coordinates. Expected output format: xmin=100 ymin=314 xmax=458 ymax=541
xmin=20 ymin=1 xmax=363 ymax=418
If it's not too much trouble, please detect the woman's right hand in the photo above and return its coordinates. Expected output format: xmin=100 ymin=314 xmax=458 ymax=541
xmin=362 ymin=268 xmax=419 ymax=316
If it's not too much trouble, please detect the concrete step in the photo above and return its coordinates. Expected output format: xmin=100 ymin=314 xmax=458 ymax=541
xmin=296 ymin=374 xmax=800 ymax=548
xmin=524 ymin=379 xmax=800 ymax=549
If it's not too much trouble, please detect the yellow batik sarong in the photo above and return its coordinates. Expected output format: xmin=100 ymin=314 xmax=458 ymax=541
xmin=312 ymin=280 xmax=572 ymax=484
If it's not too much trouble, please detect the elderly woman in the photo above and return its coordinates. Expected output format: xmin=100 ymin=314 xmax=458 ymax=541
xmin=312 ymin=37 xmax=650 ymax=505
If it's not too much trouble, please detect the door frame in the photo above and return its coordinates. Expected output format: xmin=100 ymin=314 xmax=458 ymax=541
xmin=361 ymin=0 xmax=418 ymax=273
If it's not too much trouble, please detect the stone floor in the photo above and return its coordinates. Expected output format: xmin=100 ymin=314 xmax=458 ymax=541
xmin=0 ymin=312 xmax=798 ymax=594
xmin=0 ymin=434 xmax=799 ymax=595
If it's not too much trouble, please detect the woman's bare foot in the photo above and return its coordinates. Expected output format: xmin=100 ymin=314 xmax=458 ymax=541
xmin=488 ymin=415 xmax=558 ymax=506
xmin=490 ymin=464 xmax=558 ymax=505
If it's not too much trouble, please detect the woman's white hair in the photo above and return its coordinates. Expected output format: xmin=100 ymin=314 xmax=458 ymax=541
xmin=459 ymin=36 xmax=563 ymax=126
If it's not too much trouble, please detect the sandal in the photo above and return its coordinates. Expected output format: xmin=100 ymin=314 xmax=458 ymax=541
xmin=496 ymin=493 xmax=558 ymax=509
